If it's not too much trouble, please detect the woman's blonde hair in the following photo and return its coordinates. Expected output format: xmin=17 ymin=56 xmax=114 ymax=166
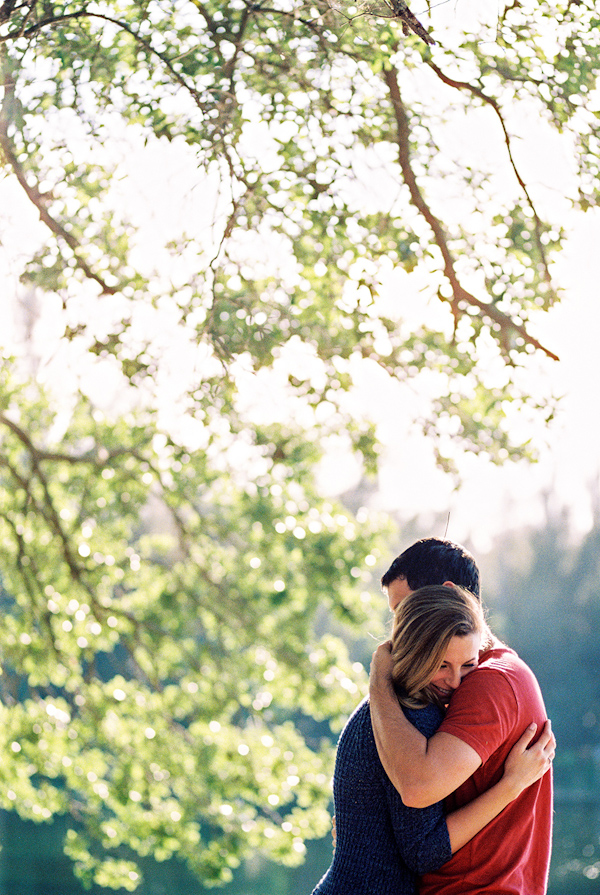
xmin=391 ymin=584 xmax=493 ymax=710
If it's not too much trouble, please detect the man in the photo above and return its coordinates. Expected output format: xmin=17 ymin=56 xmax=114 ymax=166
xmin=370 ymin=537 xmax=553 ymax=894
xmin=381 ymin=537 xmax=481 ymax=609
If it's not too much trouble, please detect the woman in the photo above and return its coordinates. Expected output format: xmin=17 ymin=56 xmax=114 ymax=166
xmin=310 ymin=585 xmax=554 ymax=895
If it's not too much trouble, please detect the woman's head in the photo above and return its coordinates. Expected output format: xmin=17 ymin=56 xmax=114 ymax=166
xmin=391 ymin=584 xmax=492 ymax=709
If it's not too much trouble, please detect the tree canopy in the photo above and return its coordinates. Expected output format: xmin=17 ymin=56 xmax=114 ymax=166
xmin=0 ymin=0 xmax=599 ymax=888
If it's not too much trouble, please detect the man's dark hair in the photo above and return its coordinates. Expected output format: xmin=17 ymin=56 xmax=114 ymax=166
xmin=381 ymin=537 xmax=480 ymax=598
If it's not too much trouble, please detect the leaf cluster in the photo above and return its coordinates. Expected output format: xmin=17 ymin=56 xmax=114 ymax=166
xmin=0 ymin=360 xmax=389 ymax=887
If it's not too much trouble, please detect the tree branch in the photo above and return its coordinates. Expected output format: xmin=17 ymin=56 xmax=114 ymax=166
xmin=0 ymin=5 xmax=214 ymax=295
xmin=0 ymin=433 xmax=85 ymax=584
xmin=16 ymin=8 xmax=210 ymax=115
xmin=0 ymin=506 xmax=65 ymax=663
xmin=0 ymin=66 xmax=119 ymax=294
xmin=382 ymin=64 xmax=559 ymax=362
xmin=0 ymin=0 xmax=36 ymax=35
xmin=426 ymin=57 xmax=554 ymax=291
xmin=0 ymin=411 xmax=144 ymax=466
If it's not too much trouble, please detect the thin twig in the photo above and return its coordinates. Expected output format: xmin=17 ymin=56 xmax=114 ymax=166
xmin=426 ymin=58 xmax=554 ymax=289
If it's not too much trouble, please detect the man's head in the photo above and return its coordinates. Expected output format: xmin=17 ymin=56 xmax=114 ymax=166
xmin=381 ymin=537 xmax=480 ymax=610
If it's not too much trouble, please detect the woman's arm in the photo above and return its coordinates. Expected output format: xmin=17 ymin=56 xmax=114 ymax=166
xmin=370 ymin=641 xmax=481 ymax=806
xmin=387 ymin=716 xmax=555 ymax=874
xmin=445 ymin=720 xmax=555 ymax=853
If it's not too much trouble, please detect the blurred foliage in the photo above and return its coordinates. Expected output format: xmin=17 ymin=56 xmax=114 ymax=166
xmin=0 ymin=358 xmax=389 ymax=888
xmin=0 ymin=0 xmax=599 ymax=889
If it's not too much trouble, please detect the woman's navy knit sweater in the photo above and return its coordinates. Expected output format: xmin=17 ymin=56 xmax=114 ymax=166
xmin=310 ymin=697 xmax=452 ymax=895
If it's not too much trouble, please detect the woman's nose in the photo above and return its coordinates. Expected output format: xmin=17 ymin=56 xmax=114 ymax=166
xmin=448 ymin=668 xmax=462 ymax=689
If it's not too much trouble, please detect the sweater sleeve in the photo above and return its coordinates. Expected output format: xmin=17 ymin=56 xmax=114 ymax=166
xmin=381 ymin=703 xmax=452 ymax=874
xmin=384 ymin=782 xmax=452 ymax=874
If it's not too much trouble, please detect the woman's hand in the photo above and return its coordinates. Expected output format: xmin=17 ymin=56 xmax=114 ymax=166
xmin=369 ymin=639 xmax=394 ymax=691
xmin=502 ymin=719 xmax=555 ymax=799
xmin=445 ymin=719 xmax=555 ymax=854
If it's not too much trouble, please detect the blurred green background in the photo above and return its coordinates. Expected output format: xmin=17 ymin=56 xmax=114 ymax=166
xmin=1 ymin=507 xmax=598 ymax=895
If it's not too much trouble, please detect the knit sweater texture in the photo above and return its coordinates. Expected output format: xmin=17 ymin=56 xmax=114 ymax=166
xmin=310 ymin=697 xmax=451 ymax=895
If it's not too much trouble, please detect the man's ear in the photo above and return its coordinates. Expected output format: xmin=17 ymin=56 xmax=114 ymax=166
xmin=443 ymin=580 xmax=456 ymax=588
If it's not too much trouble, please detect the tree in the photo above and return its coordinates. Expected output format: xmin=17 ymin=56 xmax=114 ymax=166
xmin=0 ymin=0 xmax=599 ymax=888
xmin=0 ymin=360 xmax=390 ymax=888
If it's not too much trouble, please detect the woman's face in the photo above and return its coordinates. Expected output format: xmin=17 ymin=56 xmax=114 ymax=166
xmin=429 ymin=633 xmax=481 ymax=703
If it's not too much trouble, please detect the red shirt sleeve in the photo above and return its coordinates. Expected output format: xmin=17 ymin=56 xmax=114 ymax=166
xmin=437 ymin=666 xmax=518 ymax=764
